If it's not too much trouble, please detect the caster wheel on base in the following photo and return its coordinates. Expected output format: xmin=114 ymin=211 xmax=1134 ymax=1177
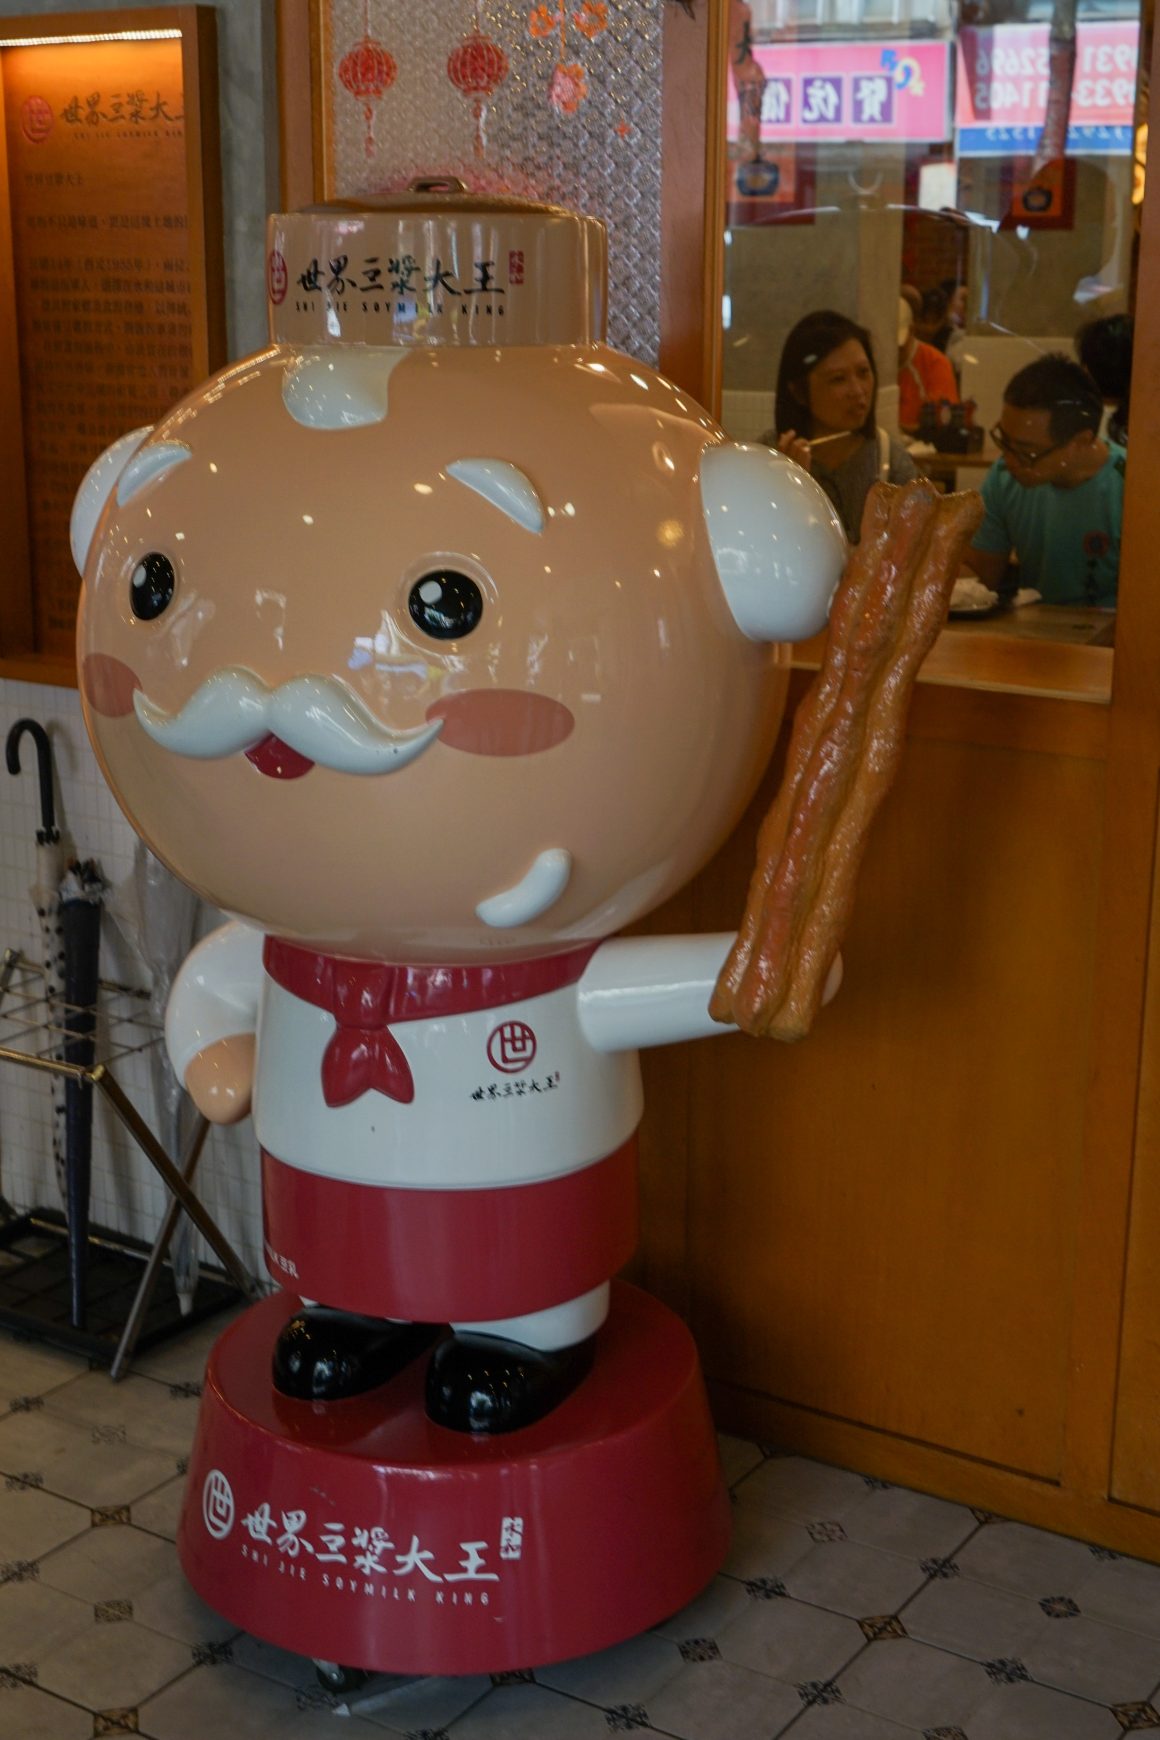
xmin=314 ymin=1660 xmax=370 ymax=1694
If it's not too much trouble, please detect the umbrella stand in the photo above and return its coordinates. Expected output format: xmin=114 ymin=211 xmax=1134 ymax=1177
xmin=110 ymin=1112 xmax=211 ymax=1381
xmin=0 ymin=951 xmax=260 ymax=1364
xmin=93 ymin=1068 xmax=256 ymax=1297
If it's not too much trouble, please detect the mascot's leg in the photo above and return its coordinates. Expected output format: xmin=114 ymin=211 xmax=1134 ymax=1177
xmin=426 ymin=1282 xmax=610 ymax=1434
xmin=272 ymin=1308 xmax=440 ymax=1401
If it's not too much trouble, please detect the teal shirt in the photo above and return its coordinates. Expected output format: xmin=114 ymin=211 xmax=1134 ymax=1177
xmin=972 ymin=442 xmax=1125 ymax=607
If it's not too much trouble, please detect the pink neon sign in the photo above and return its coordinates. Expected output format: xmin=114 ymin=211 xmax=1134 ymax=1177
xmin=726 ymin=40 xmax=951 ymax=146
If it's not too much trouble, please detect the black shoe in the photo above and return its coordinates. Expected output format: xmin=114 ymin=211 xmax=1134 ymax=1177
xmin=425 ymin=1332 xmax=595 ymax=1434
xmin=273 ymin=1308 xmax=440 ymax=1401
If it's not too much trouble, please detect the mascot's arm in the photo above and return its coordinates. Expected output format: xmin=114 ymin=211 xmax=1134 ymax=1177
xmin=166 ymin=921 xmax=264 ymax=1125
xmin=578 ymin=934 xmax=842 ymax=1054
xmin=578 ymin=935 xmax=735 ymax=1053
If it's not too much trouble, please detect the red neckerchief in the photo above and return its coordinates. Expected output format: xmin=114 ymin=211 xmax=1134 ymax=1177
xmin=263 ymin=938 xmax=599 ymax=1109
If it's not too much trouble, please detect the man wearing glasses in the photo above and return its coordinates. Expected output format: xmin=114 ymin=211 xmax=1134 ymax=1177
xmin=964 ymin=354 xmax=1125 ymax=608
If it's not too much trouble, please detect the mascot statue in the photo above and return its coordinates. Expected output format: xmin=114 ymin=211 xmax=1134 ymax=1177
xmin=73 ymin=184 xmax=975 ymax=1683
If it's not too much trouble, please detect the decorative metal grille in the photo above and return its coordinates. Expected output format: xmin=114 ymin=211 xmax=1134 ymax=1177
xmin=322 ymin=0 xmax=664 ymax=360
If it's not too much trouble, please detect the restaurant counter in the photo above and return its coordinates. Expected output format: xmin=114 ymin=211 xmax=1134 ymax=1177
xmin=792 ymin=602 xmax=1115 ymax=705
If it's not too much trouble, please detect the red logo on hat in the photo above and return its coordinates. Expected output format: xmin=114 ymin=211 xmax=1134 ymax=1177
xmin=267 ymin=249 xmax=288 ymax=305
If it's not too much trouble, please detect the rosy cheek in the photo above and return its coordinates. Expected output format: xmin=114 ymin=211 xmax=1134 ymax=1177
xmin=425 ymin=690 xmax=575 ymax=757
xmin=81 ymin=654 xmax=140 ymax=718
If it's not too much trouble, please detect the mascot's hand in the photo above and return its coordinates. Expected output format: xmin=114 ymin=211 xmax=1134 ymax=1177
xmin=184 ymin=1033 xmax=256 ymax=1125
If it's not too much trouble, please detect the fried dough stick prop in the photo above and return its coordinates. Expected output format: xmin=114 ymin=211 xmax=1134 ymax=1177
xmin=711 ymin=479 xmax=984 ymax=1041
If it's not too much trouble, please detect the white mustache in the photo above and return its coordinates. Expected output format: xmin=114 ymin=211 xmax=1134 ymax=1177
xmin=133 ymin=667 xmax=443 ymax=775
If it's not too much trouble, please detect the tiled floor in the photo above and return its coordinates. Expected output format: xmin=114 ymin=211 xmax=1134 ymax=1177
xmin=3 ymin=1313 xmax=1160 ymax=1740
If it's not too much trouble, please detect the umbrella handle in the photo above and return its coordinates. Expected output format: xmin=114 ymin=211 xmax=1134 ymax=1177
xmin=5 ymin=718 xmax=59 ymax=844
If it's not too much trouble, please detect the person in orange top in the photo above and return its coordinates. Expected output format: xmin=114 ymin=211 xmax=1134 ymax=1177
xmin=897 ymin=296 xmax=959 ymax=433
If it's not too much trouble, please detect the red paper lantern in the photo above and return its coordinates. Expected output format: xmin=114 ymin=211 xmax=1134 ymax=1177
xmin=338 ymin=35 xmax=398 ymax=158
xmin=448 ymin=31 xmax=508 ymax=97
xmin=447 ymin=31 xmax=508 ymax=159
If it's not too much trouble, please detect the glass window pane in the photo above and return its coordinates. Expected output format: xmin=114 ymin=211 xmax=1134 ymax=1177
xmin=722 ymin=0 xmax=1144 ymax=639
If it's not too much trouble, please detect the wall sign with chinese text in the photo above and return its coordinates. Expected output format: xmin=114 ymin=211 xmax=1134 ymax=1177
xmin=0 ymin=7 xmax=223 ymax=670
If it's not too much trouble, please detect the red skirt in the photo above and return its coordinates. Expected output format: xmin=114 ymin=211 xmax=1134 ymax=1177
xmin=260 ymin=1138 xmax=639 ymax=1321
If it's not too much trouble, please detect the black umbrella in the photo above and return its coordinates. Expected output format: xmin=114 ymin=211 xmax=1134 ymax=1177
xmin=4 ymin=720 xmax=68 ymax=1205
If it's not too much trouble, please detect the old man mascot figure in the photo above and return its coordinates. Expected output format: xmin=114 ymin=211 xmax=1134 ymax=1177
xmin=73 ymin=187 xmax=969 ymax=1686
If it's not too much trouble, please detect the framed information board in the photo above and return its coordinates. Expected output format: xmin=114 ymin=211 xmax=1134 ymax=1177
xmin=0 ymin=6 xmax=223 ymax=681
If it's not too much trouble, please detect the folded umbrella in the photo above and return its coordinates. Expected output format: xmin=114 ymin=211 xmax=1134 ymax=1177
xmin=4 ymin=720 xmax=68 ymax=1205
xmin=59 ymin=858 xmax=107 ymax=1329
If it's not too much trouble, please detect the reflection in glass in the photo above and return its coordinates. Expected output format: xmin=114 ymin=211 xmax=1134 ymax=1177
xmin=721 ymin=0 xmax=1146 ymax=644
xmin=764 ymin=309 xmax=921 ymax=542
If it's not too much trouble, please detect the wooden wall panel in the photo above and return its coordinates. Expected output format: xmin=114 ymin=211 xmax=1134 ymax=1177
xmin=1067 ymin=8 xmax=1160 ymax=1508
xmin=0 ymin=66 xmax=32 ymax=656
xmin=1109 ymin=799 xmax=1160 ymax=1512
xmin=1106 ymin=769 xmax=1160 ymax=1517
xmin=637 ymin=723 xmax=1106 ymax=1479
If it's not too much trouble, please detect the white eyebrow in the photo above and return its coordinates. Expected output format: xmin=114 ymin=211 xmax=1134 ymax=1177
xmin=446 ymin=459 xmax=544 ymax=534
xmin=117 ymin=440 xmax=192 ymax=505
xmin=282 ymin=348 xmax=407 ymax=429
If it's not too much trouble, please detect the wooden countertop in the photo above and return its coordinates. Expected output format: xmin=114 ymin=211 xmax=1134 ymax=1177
xmin=793 ymin=603 xmax=1114 ymax=705
xmin=946 ymin=601 xmax=1115 ymax=647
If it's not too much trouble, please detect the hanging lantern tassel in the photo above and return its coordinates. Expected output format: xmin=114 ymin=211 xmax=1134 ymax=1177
xmin=448 ymin=31 xmax=509 ymax=160
xmin=338 ymin=35 xmax=398 ymax=159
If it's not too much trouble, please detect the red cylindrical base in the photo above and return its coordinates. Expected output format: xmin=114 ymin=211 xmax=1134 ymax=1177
xmin=178 ymin=1282 xmax=730 ymax=1676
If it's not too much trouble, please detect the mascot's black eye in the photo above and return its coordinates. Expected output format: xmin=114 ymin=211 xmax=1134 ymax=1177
xmin=129 ymin=552 xmax=176 ymax=620
xmin=408 ymin=570 xmax=484 ymax=641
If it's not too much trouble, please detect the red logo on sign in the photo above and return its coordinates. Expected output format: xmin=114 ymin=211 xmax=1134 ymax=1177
xmin=487 ymin=1020 xmax=537 ymax=1074
xmin=508 ymin=249 xmax=525 ymax=285
xmin=21 ymin=96 xmax=54 ymax=145
xmin=267 ymin=249 xmax=288 ymax=305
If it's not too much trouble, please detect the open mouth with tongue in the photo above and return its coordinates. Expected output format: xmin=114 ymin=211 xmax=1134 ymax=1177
xmin=245 ymin=735 xmax=315 ymax=779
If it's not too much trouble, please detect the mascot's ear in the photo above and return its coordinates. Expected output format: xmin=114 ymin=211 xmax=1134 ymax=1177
xmin=700 ymin=442 xmax=847 ymax=643
xmin=70 ymin=426 xmax=153 ymax=574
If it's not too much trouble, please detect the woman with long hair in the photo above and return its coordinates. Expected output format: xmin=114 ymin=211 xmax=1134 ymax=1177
xmin=765 ymin=309 xmax=918 ymax=542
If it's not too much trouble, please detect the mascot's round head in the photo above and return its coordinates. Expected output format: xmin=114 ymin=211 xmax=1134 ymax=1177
xmin=75 ymin=191 xmax=844 ymax=962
